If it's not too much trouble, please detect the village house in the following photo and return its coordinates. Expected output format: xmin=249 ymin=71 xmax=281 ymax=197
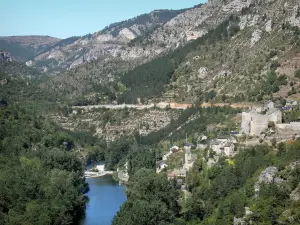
xmin=210 ymin=136 xmax=236 ymax=157
xmin=165 ymin=143 xmax=196 ymax=179
xmin=167 ymin=168 xmax=187 ymax=179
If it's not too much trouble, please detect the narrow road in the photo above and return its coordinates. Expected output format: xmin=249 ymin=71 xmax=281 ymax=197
xmin=72 ymin=102 xmax=256 ymax=110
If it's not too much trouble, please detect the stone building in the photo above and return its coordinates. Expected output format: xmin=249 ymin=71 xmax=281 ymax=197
xmin=241 ymin=102 xmax=282 ymax=136
xmin=210 ymin=136 xmax=236 ymax=157
xmin=184 ymin=143 xmax=197 ymax=170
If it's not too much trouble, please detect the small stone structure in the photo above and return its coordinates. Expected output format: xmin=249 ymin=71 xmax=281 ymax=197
xmin=184 ymin=143 xmax=196 ymax=170
xmin=210 ymin=136 xmax=236 ymax=156
xmin=276 ymin=122 xmax=300 ymax=131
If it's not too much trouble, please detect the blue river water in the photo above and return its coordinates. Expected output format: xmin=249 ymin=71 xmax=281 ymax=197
xmin=80 ymin=165 xmax=127 ymax=225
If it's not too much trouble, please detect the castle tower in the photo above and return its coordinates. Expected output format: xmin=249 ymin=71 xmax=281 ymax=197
xmin=184 ymin=143 xmax=192 ymax=169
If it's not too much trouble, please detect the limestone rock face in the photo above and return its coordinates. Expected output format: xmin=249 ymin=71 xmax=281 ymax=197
xmin=119 ymin=28 xmax=137 ymax=40
xmin=251 ymin=29 xmax=262 ymax=46
xmin=290 ymin=185 xmax=300 ymax=201
xmin=198 ymin=67 xmax=209 ymax=78
xmin=254 ymin=166 xmax=279 ymax=192
xmin=259 ymin=166 xmax=278 ymax=183
xmin=288 ymin=5 xmax=300 ymax=28
xmin=222 ymin=0 xmax=251 ymax=12
xmin=239 ymin=15 xmax=260 ymax=30
xmin=26 ymin=60 xmax=34 ymax=67
xmin=265 ymin=19 xmax=273 ymax=32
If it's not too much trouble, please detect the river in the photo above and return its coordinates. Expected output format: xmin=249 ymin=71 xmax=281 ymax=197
xmin=80 ymin=165 xmax=127 ymax=225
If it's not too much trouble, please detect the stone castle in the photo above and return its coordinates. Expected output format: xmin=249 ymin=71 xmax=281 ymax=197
xmin=241 ymin=101 xmax=282 ymax=136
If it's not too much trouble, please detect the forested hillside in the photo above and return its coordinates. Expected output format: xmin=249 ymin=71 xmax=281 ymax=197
xmin=110 ymin=141 xmax=300 ymax=225
xmin=0 ymin=103 xmax=88 ymax=224
xmin=0 ymin=36 xmax=59 ymax=61
xmin=0 ymin=69 xmax=105 ymax=224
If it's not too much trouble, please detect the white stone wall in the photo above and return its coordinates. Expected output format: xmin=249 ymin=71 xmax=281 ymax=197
xmin=268 ymin=111 xmax=282 ymax=124
xmin=224 ymin=145 xmax=234 ymax=156
xmin=212 ymin=144 xmax=221 ymax=154
xmin=241 ymin=107 xmax=282 ymax=135
xmin=241 ymin=112 xmax=251 ymax=134
xmin=276 ymin=122 xmax=300 ymax=131
xmin=250 ymin=114 xmax=269 ymax=136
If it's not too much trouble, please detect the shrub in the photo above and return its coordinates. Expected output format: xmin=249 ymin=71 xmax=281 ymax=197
xmin=270 ymin=60 xmax=280 ymax=70
xmin=295 ymin=69 xmax=300 ymax=78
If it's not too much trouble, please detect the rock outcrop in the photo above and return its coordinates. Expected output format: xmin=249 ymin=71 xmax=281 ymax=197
xmin=290 ymin=185 xmax=300 ymax=201
xmin=254 ymin=166 xmax=279 ymax=192
xmin=0 ymin=51 xmax=13 ymax=62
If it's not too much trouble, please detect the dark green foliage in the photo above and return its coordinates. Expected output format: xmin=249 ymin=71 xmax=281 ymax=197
xmin=0 ymin=103 xmax=99 ymax=224
xmin=105 ymin=137 xmax=134 ymax=170
xmin=295 ymin=69 xmax=300 ymax=78
xmin=119 ymin=55 xmax=174 ymax=103
xmin=127 ymin=145 xmax=156 ymax=176
xmin=288 ymin=87 xmax=297 ymax=96
xmin=204 ymin=90 xmax=217 ymax=102
xmin=269 ymin=50 xmax=278 ymax=59
xmin=249 ymin=70 xmax=285 ymax=101
xmin=228 ymin=23 xmax=240 ymax=37
xmin=283 ymin=109 xmax=300 ymax=123
xmin=270 ymin=60 xmax=280 ymax=70
xmin=112 ymin=169 xmax=179 ymax=225
xmin=278 ymin=74 xmax=288 ymax=86
xmin=0 ymin=69 xmax=59 ymax=112
xmin=0 ymin=61 xmax=42 ymax=79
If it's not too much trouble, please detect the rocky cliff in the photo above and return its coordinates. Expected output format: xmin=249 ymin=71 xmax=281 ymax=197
xmin=39 ymin=0 xmax=300 ymax=104
xmin=38 ymin=1 xmax=256 ymax=97
xmin=28 ymin=9 xmax=189 ymax=74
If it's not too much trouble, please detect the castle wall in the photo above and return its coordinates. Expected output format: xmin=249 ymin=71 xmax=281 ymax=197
xmin=276 ymin=122 xmax=300 ymax=131
xmin=241 ymin=112 xmax=251 ymax=134
xmin=268 ymin=111 xmax=282 ymax=124
xmin=250 ymin=114 xmax=269 ymax=135
xmin=290 ymin=122 xmax=300 ymax=131
xmin=241 ymin=107 xmax=282 ymax=136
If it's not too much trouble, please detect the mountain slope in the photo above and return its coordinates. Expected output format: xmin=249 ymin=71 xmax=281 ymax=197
xmin=0 ymin=35 xmax=60 ymax=61
xmin=162 ymin=0 xmax=300 ymax=103
xmin=29 ymin=9 xmax=191 ymax=74
xmin=40 ymin=0 xmax=300 ymax=105
xmin=40 ymin=1 xmax=251 ymax=98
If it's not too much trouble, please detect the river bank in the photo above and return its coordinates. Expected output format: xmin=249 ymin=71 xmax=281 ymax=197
xmin=80 ymin=163 xmax=126 ymax=225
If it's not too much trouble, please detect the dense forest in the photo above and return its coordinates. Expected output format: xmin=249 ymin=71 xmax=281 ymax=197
xmin=113 ymin=169 xmax=180 ymax=225
xmin=0 ymin=103 xmax=87 ymax=224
